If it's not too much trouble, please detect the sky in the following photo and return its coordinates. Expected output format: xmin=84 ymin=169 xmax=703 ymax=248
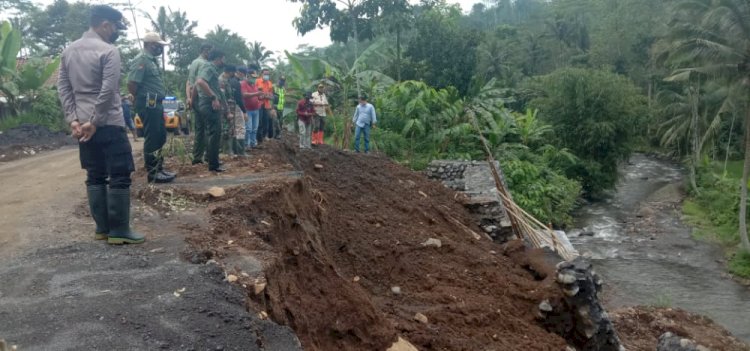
xmin=31 ymin=0 xmax=483 ymax=57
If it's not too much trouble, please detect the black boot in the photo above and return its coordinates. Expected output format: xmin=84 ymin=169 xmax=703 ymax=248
xmin=235 ymin=139 xmax=247 ymax=156
xmin=87 ymin=184 xmax=109 ymax=240
xmin=107 ymin=188 xmax=145 ymax=245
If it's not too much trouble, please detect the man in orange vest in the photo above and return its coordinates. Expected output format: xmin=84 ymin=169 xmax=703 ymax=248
xmin=255 ymin=68 xmax=274 ymax=145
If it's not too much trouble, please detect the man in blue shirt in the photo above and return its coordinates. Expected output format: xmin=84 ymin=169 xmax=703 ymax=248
xmin=352 ymin=94 xmax=377 ymax=153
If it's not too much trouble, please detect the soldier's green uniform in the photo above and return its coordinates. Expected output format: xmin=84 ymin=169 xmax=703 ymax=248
xmin=188 ymin=56 xmax=209 ymax=164
xmin=128 ymin=52 xmax=167 ymax=178
xmin=196 ymin=62 xmax=225 ymax=170
xmin=219 ymin=76 xmax=232 ymax=154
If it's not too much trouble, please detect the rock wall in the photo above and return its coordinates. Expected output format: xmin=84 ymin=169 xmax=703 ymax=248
xmin=425 ymin=160 xmax=515 ymax=242
xmin=539 ymin=258 xmax=623 ymax=351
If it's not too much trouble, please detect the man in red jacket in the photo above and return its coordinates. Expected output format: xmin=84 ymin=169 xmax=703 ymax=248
xmin=241 ymin=70 xmax=263 ymax=149
xmin=296 ymin=92 xmax=315 ymax=149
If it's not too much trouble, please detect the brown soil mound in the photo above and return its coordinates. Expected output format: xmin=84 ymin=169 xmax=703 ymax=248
xmin=186 ymin=140 xmax=570 ymax=351
xmin=612 ymin=306 xmax=750 ymax=351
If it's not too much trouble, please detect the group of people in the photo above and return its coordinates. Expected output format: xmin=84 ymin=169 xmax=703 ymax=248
xmin=185 ymin=46 xmax=288 ymax=175
xmin=56 ymin=5 xmax=379 ymax=245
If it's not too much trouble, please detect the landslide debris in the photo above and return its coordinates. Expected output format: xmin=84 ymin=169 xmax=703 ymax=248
xmin=186 ymin=141 xmax=571 ymax=350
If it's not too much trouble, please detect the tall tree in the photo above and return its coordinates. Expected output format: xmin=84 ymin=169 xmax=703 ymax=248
xmin=164 ymin=8 xmax=199 ymax=73
xmin=250 ymin=41 xmax=273 ymax=69
xmin=660 ymin=0 xmax=750 ymax=251
xmin=401 ymin=4 xmax=482 ymax=95
xmin=526 ymin=68 xmax=647 ymax=196
xmin=205 ymin=25 xmax=250 ymax=65
xmin=28 ymin=0 xmax=91 ymax=55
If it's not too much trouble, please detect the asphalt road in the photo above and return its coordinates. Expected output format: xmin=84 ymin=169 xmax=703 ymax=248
xmin=0 ymin=146 xmax=301 ymax=351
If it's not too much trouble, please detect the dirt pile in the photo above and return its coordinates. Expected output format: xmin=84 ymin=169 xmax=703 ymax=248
xmin=185 ymin=140 xmax=571 ymax=350
xmin=0 ymin=123 xmax=75 ymax=162
xmin=612 ymin=307 xmax=750 ymax=351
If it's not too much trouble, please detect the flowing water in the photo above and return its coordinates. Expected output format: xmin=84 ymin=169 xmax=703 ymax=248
xmin=570 ymin=153 xmax=750 ymax=342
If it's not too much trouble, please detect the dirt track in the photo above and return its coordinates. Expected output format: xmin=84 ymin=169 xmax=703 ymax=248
xmin=0 ymin=144 xmax=301 ymax=350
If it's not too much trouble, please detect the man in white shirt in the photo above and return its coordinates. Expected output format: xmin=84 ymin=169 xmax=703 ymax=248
xmin=311 ymin=84 xmax=331 ymax=145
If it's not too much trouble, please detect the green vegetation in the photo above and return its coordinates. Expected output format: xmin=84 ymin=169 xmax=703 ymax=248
xmin=728 ymin=250 xmax=750 ymax=278
xmin=682 ymin=161 xmax=750 ymax=278
xmin=651 ymin=293 xmax=674 ymax=308
xmin=525 ymin=68 xmax=647 ymax=196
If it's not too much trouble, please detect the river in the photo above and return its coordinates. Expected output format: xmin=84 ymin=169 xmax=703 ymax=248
xmin=570 ymin=153 xmax=750 ymax=342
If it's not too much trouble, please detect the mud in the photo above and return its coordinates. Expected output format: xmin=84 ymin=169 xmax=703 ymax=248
xmin=0 ymin=145 xmax=302 ymax=351
xmin=181 ymin=139 xmax=571 ymax=351
xmin=0 ymin=124 xmax=76 ymax=162
xmin=612 ymin=307 xmax=750 ymax=351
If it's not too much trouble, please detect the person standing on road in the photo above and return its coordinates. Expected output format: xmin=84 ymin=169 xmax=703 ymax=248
xmin=230 ymin=66 xmax=248 ymax=155
xmin=121 ymin=94 xmax=138 ymax=141
xmin=220 ymin=65 xmax=246 ymax=156
xmin=57 ymin=5 xmax=144 ymax=245
xmin=194 ymin=49 xmax=227 ymax=173
xmin=127 ymin=32 xmax=176 ymax=184
xmin=241 ymin=70 xmax=262 ymax=149
xmin=352 ymin=94 xmax=377 ymax=153
xmin=311 ymin=83 xmax=331 ymax=145
xmin=273 ymin=75 xmax=287 ymax=139
xmin=255 ymin=68 xmax=274 ymax=144
xmin=296 ymin=92 xmax=315 ymax=149
xmin=187 ymin=43 xmax=213 ymax=165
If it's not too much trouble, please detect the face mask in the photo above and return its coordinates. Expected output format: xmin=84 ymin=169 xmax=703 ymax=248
xmin=279 ymin=79 xmax=286 ymax=86
xmin=263 ymin=75 xmax=270 ymax=81
xmin=151 ymin=45 xmax=164 ymax=56
xmin=109 ymin=30 xmax=121 ymax=43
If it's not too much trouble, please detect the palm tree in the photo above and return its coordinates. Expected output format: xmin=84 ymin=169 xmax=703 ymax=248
xmin=661 ymin=0 xmax=750 ymax=250
xmin=250 ymin=41 xmax=273 ymax=69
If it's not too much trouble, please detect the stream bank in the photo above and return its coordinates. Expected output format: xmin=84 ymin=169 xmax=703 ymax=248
xmin=570 ymin=153 xmax=750 ymax=343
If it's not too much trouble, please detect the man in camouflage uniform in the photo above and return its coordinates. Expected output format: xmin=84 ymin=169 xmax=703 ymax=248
xmin=219 ymin=65 xmax=246 ymax=156
xmin=127 ymin=32 xmax=176 ymax=183
xmin=187 ymin=43 xmax=213 ymax=165
xmin=194 ymin=49 xmax=227 ymax=172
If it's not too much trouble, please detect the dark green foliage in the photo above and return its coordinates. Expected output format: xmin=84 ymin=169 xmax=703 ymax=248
xmin=27 ymin=0 xmax=91 ymax=55
xmin=525 ymin=68 xmax=647 ymax=196
xmin=401 ymin=6 xmax=482 ymax=95
xmin=728 ymin=250 xmax=750 ymax=279
xmin=502 ymin=159 xmax=581 ymax=226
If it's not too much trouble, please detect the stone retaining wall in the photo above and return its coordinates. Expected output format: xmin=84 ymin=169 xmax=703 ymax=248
xmin=425 ymin=160 xmax=515 ymax=242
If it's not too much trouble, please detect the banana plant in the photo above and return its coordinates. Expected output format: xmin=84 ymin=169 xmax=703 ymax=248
xmin=285 ymin=40 xmax=395 ymax=148
xmin=0 ymin=21 xmax=22 ymax=112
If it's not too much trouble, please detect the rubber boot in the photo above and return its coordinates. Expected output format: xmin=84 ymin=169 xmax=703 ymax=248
xmin=236 ymin=139 xmax=247 ymax=156
xmin=87 ymin=184 xmax=109 ymax=240
xmin=107 ymin=188 xmax=145 ymax=245
xmin=319 ymin=130 xmax=325 ymax=145
xmin=312 ymin=131 xmax=320 ymax=145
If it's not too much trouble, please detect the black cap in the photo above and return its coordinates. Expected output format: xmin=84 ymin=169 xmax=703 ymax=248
xmin=90 ymin=5 xmax=125 ymax=29
xmin=237 ymin=66 xmax=248 ymax=74
xmin=224 ymin=64 xmax=236 ymax=73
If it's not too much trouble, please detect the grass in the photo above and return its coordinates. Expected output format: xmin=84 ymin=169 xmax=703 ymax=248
xmin=682 ymin=161 xmax=750 ymax=278
xmin=728 ymin=250 xmax=750 ymax=278
xmin=651 ymin=293 xmax=673 ymax=308
xmin=682 ymin=199 xmax=738 ymax=244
